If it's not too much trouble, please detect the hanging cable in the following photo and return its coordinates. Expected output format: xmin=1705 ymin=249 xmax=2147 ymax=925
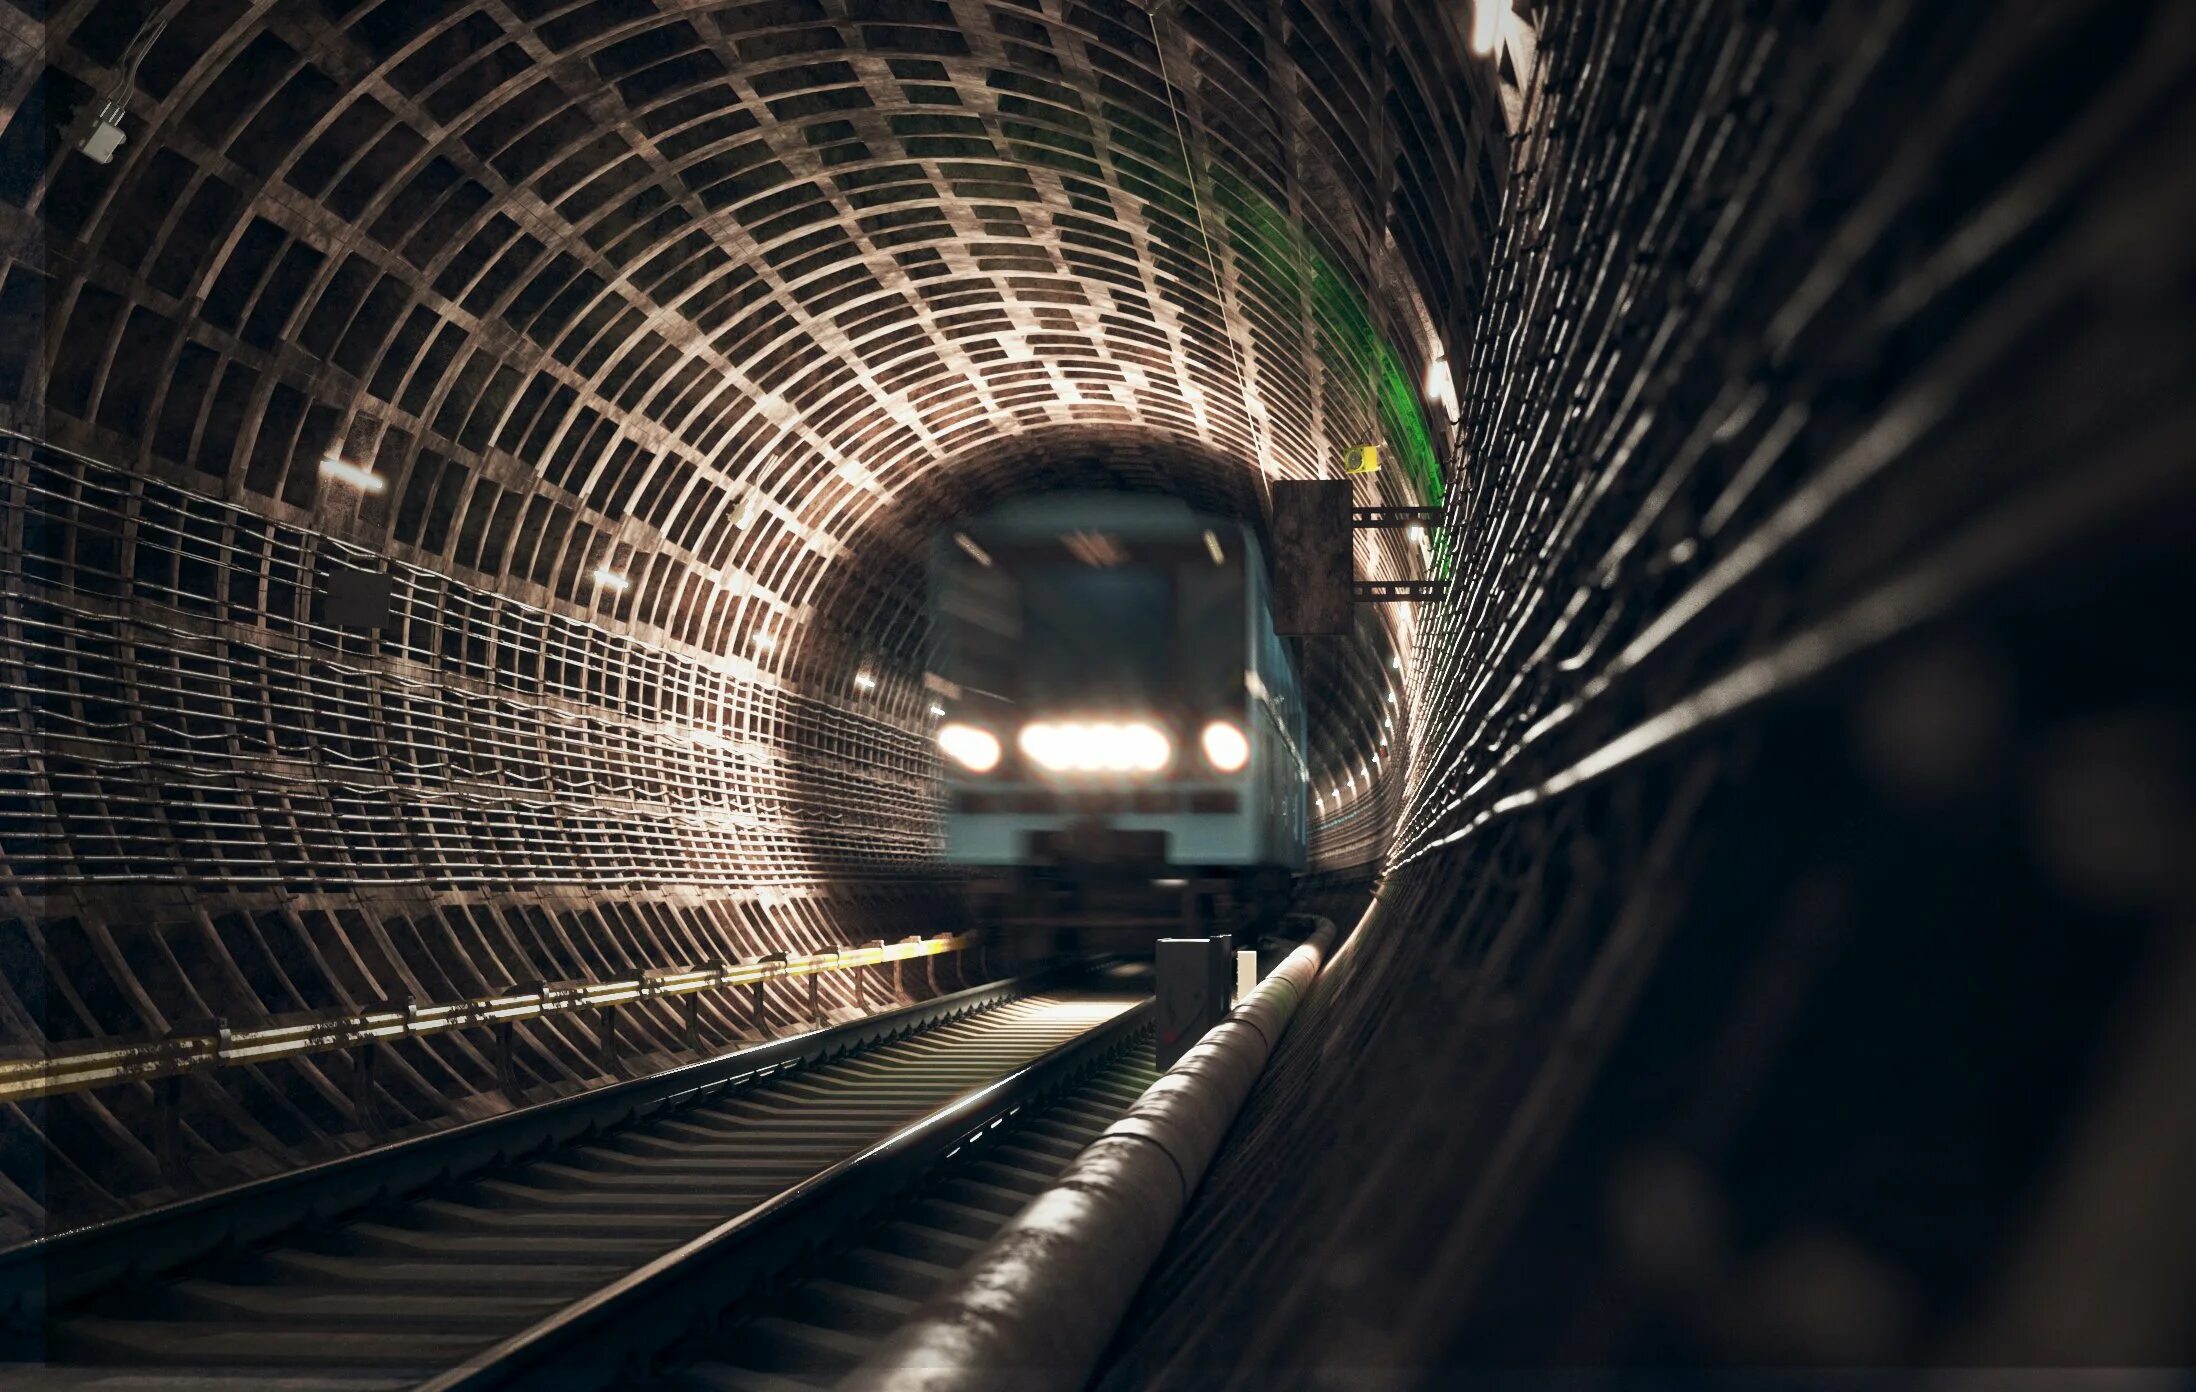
xmin=1140 ymin=1 xmax=1275 ymax=506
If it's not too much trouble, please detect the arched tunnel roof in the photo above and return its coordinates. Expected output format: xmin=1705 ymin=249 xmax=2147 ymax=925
xmin=4 ymin=0 xmax=1499 ymax=885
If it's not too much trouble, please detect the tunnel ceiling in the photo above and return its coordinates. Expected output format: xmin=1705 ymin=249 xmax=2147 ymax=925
xmin=0 ymin=0 xmax=1502 ymax=951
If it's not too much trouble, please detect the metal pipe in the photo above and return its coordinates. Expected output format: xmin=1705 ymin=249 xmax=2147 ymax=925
xmin=847 ymin=917 xmax=1339 ymax=1392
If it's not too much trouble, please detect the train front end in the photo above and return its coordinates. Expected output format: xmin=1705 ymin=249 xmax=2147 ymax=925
xmin=928 ymin=495 xmax=1307 ymax=950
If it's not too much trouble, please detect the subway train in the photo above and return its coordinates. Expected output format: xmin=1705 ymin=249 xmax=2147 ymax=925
xmin=927 ymin=494 xmax=1309 ymax=948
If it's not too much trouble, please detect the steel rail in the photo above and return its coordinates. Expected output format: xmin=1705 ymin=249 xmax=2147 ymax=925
xmin=0 ymin=964 xmax=1035 ymax=1327
xmin=415 ymin=997 xmax=1155 ymax=1392
xmin=0 ymin=933 xmax=976 ymax=1104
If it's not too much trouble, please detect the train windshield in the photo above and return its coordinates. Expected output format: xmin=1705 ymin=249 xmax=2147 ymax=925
xmin=1021 ymin=566 xmax=1173 ymax=706
xmin=932 ymin=529 xmax=1246 ymax=716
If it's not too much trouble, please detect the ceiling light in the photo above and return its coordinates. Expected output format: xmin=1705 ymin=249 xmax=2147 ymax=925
xmin=854 ymin=671 xmax=877 ymax=692
xmin=1203 ymin=529 xmax=1225 ymax=565
xmin=592 ymin=566 xmax=629 ymax=592
xmin=1426 ymin=354 xmax=1461 ymax=424
xmin=753 ymin=631 xmax=777 ymax=653
xmin=319 ymin=457 xmax=387 ymax=494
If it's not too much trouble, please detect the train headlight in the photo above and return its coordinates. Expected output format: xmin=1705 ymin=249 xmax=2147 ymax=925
xmin=1200 ymin=720 xmax=1250 ymax=773
xmin=937 ymin=722 xmax=1002 ymax=773
xmin=1019 ymin=721 xmax=1172 ymax=774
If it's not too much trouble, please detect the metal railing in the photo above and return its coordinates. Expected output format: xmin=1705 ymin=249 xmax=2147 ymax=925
xmin=0 ymin=932 xmax=976 ymax=1104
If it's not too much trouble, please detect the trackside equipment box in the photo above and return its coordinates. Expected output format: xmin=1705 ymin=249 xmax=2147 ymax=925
xmin=1156 ymin=935 xmax=1233 ymax=1068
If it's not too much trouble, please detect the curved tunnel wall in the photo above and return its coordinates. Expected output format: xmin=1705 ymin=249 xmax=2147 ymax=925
xmin=1102 ymin=0 xmax=2196 ymax=1378
xmin=0 ymin=2 xmax=1498 ymax=1235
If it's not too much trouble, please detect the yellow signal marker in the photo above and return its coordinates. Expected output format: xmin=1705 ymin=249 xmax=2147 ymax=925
xmin=1344 ymin=445 xmax=1382 ymax=475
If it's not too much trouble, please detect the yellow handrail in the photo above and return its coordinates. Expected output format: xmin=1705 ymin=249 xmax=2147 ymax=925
xmin=0 ymin=933 xmax=978 ymax=1104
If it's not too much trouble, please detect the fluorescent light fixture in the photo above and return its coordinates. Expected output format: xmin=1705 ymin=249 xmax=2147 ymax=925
xmin=1202 ymin=529 xmax=1225 ymax=565
xmin=753 ymin=631 xmax=777 ymax=653
xmin=928 ymin=703 xmax=946 ymax=718
xmin=1470 ymin=0 xmax=1503 ymax=56
xmin=319 ymin=457 xmax=387 ymax=494
xmin=854 ymin=671 xmax=877 ymax=692
xmin=592 ymin=566 xmax=629 ymax=592
xmin=954 ymin=532 xmax=994 ymax=567
xmin=1426 ymin=354 xmax=1461 ymax=424
xmin=1408 ymin=525 xmax=1427 ymax=542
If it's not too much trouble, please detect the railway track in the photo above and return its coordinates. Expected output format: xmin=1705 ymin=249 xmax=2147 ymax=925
xmin=645 ymin=1045 xmax=1160 ymax=1391
xmin=4 ymin=973 xmax=1152 ymax=1389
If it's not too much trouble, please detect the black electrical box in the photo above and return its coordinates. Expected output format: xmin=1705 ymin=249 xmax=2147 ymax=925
xmin=1156 ymin=934 xmax=1233 ymax=1069
xmin=1269 ymin=480 xmax=1352 ymax=636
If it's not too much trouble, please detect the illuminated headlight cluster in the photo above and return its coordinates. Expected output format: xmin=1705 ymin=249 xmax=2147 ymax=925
xmin=1018 ymin=721 xmax=1172 ymax=774
xmin=936 ymin=722 xmax=1002 ymax=773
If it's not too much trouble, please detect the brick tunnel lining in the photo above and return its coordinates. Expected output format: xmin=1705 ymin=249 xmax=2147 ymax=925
xmin=1097 ymin=0 xmax=2196 ymax=1378
xmin=0 ymin=1 xmax=1485 ymax=1235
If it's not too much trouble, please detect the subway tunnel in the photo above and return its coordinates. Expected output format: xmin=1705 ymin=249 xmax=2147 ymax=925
xmin=1 ymin=0 xmax=2193 ymax=1385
